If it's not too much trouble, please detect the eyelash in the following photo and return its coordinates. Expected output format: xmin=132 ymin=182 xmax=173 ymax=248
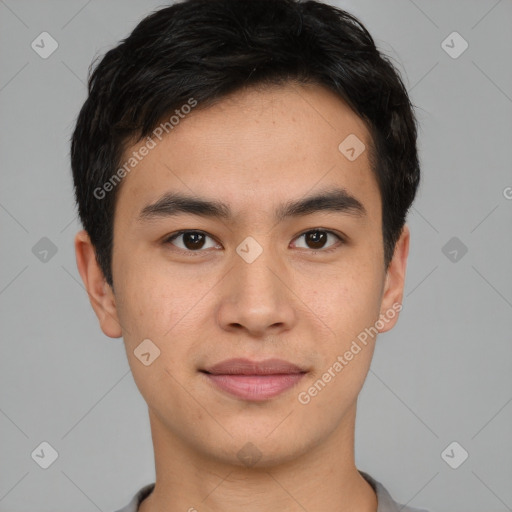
xmin=162 ymin=229 xmax=345 ymax=255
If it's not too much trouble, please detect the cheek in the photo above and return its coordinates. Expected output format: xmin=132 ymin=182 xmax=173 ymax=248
xmin=114 ymin=261 xmax=213 ymax=388
xmin=113 ymin=247 xmax=189 ymax=337
xmin=116 ymin=270 xmax=200 ymax=409
xmin=294 ymin=269 xmax=381 ymax=424
xmin=298 ymin=260 xmax=383 ymax=338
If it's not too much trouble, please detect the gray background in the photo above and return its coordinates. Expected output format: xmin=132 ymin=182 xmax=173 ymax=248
xmin=1 ymin=0 xmax=511 ymax=511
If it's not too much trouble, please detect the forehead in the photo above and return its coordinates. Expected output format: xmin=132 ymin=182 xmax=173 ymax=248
xmin=113 ymin=82 xmax=380 ymax=226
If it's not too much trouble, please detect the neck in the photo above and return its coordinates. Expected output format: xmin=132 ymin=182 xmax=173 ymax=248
xmin=138 ymin=403 xmax=377 ymax=512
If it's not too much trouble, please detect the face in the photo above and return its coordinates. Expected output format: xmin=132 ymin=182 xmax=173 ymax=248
xmin=75 ymin=82 xmax=409 ymax=468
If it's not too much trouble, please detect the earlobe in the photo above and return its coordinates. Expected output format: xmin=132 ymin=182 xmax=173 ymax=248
xmin=74 ymin=230 xmax=123 ymax=339
xmin=378 ymin=224 xmax=410 ymax=334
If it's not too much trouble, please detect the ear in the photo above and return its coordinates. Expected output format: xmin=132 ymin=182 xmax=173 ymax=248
xmin=378 ymin=224 xmax=410 ymax=333
xmin=74 ymin=229 xmax=123 ymax=338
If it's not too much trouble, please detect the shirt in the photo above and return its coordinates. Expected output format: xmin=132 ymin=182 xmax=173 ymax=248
xmin=113 ymin=471 xmax=430 ymax=512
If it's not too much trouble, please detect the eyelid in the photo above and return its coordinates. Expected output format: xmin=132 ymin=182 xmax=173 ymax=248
xmin=163 ymin=228 xmax=345 ymax=253
xmin=163 ymin=230 xmax=221 ymax=252
xmin=291 ymin=228 xmax=345 ymax=253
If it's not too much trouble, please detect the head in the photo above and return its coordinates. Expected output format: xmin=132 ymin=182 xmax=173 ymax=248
xmin=72 ymin=0 xmax=419 ymax=468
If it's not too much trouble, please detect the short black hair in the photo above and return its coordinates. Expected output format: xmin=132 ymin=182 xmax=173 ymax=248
xmin=71 ymin=0 xmax=420 ymax=288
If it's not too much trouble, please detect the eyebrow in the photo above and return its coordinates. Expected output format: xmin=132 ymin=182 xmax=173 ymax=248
xmin=137 ymin=187 xmax=366 ymax=223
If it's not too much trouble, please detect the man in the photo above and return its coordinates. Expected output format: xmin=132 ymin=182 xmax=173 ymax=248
xmin=71 ymin=0 xmax=427 ymax=510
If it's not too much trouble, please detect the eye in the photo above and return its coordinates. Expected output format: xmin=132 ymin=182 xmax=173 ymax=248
xmin=163 ymin=228 xmax=344 ymax=255
xmin=292 ymin=229 xmax=343 ymax=253
xmin=163 ymin=230 xmax=220 ymax=252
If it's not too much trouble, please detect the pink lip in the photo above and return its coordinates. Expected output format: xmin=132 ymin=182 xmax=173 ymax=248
xmin=201 ymin=358 xmax=307 ymax=401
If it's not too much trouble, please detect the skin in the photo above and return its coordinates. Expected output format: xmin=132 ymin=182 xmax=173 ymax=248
xmin=75 ymin=82 xmax=409 ymax=512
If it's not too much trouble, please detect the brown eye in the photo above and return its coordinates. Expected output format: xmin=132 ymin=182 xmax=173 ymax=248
xmin=305 ymin=230 xmax=327 ymax=249
xmin=165 ymin=231 xmax=219 ymax=251
xmin=293 ymin=229 xmax=342 ymax=252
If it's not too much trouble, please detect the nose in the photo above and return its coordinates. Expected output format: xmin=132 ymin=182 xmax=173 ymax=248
xmin=215 ymin=244 xmax=297 ymax=337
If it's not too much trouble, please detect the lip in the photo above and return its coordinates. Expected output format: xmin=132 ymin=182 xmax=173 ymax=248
xmin=202 ymin=358 xmax=306 ymax=375
xmin=200 ymin=358 xmax=308 ymax=401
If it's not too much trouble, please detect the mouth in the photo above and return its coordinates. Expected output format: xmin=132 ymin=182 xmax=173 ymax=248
xmin=200 ymin=358 xmax=308 ymax=401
